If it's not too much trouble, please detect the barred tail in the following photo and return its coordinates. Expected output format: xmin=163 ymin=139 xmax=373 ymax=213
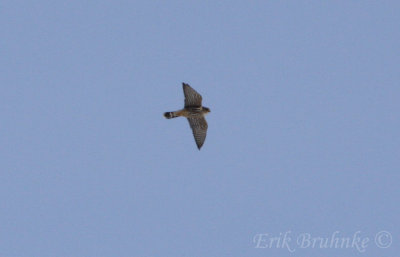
xmin=164 ymin=111 xmax=179 ymax=119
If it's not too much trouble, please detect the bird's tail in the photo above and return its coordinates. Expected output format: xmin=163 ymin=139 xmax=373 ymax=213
xmin=164 ymin=111 xmax=179 ymax=119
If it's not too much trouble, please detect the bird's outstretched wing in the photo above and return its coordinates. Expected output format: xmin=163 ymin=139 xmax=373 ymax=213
xmin=183 ymin=83 xmax=202 ymax=108
xmin=187 ymin=117 xmax=208 ymax=150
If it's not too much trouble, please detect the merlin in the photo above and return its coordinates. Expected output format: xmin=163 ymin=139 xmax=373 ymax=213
xmin=164 ymin=83 xmax=211 ymax=150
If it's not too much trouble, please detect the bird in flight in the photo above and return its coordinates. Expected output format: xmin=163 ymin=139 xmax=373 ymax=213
xmin=164 ymin=83 xmax=211 ymax=150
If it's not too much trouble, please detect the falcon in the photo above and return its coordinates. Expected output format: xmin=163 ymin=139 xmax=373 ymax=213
xmin=164 ymin=83 xmax=211 ymax=150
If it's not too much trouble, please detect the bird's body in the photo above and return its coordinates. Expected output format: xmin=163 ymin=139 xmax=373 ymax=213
xmin=164 ymin=83 xmax=210 ymax=150
xmin=164 ymin=107 xmax=207 ymax=119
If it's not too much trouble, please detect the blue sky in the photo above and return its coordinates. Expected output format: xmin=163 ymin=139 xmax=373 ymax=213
xmin=1 ymin=1 xmax=399 ymax=256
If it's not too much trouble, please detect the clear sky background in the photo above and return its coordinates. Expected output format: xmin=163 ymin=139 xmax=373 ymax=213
xmin=1 ymin=1 xmax=399 ymax=257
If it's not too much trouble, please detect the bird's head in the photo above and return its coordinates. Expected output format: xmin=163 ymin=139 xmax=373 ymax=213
xmin=203 ymin=107 xmax=211 ymax=114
